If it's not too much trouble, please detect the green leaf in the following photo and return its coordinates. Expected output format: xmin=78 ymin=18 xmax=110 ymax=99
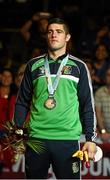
xmin=26 ymin=140 xmax=45 ymax=154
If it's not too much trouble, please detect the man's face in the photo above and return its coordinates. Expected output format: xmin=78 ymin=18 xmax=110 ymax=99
xmin=47 ymin=23 xmax=70 ymax=52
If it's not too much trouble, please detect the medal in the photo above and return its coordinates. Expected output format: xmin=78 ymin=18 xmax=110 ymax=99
xmin=44 ymin=97 xmax=56 ymax=110
xmin=44 ymin=54 xmax=69 ymax=110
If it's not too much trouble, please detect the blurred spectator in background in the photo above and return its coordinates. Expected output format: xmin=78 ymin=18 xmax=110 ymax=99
xmin=14 ymin=63 xmax=26 ymax=90
xmin=93 ymin=43 xmax=110 ymax=91
xmin=9 ymin=31 xmax=28 ymax=68
xmin=9 ymin=64 xmax=26 ymax=120
xmin=0 ymin=48 xmax=13 ymax=70
xmin=96 ymin=23 xmax=110 ymax=50
xmin=77 ymin=16 xmax=98 ymax=57
xmin=0 ymin=71 xmax=2 ymax=84
xmin=0 ymin=69 xmax=14 ymax=129
xmin=95 ymin=67 xmax=110 ymax=142
xmin=83 ymin=56 xmax=96 ymax=93
xmin=30 ymin=47 xmax=41 ymax=58
xmin=20 ymin=12 xmax=52 ymax=57
xmin=9 ymin=12 xmax=52 ymax=70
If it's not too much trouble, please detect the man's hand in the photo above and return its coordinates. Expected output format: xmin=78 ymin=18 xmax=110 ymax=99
xmin=72 ymin=150 xmax=91 ymax=168
xmin=81 ymin=141 xmax=97 ymax=160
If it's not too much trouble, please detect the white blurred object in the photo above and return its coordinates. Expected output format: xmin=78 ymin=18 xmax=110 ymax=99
xmin=94 ymin=146 xmax=103 ymax=162
xmin=37 ymin=12 xmax=52 ymax=18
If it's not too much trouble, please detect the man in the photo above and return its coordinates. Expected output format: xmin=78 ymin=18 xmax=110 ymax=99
xmin=13 ymin=18 xmax=97 ymax=179
xmin=95 ymin=67 xmax=110 ymax=142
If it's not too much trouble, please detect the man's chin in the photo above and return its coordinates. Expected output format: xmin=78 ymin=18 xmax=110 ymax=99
xmin=50 ymin=47 xmax=59 ymax=51
xmin=49 ymin=46 xmax=62 ymax=51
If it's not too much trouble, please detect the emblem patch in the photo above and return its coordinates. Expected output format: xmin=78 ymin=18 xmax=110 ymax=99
xmin=39 ymin=66 xmax=45 ymax=75
xmin=63 ymin=66 xmax=72 ymax=74
xmin=72 ymin=162 xmax=79 ymax=173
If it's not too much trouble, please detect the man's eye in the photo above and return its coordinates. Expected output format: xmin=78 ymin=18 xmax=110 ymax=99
xmin=57 ymin=30 xmax=63 ymax=33
xmin=48 ymin=31 xmax=52 ymax=34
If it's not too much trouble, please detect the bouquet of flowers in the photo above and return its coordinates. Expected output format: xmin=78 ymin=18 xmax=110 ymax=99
xmin=0 ymin=120 xmax=45 ymax=164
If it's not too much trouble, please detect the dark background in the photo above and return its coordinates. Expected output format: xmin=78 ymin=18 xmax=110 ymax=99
xmin=0 ymin=0 xmax=110 ymax=58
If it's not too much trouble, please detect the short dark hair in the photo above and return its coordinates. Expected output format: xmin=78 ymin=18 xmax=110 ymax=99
xmin=47 ymin=18 xmax=70 ymax=34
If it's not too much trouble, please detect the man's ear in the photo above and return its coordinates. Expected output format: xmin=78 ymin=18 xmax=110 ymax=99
xmin=66 ymin=34 xmax=71 ymax=42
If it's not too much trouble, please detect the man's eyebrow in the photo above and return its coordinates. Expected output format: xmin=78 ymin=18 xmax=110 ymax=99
xmin=48 ymin=28 xmax=64 ymax=31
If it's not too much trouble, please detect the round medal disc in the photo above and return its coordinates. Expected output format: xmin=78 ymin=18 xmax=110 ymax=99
xmin=44 ymin=97 xmax=56 ymax=110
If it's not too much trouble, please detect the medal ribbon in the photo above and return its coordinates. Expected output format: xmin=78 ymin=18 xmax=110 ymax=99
xmin=44 ymin=54 xmax=69 ymax=96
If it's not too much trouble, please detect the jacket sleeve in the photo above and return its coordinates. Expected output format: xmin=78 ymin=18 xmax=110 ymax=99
xmin=13 ymin=62 xmax=33 ymax=127
xmin=77 ymin=62 xmax=97 ymax=142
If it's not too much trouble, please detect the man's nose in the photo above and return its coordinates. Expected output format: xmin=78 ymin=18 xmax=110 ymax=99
xmin=52 ymin=31 xmax=57 ymax=37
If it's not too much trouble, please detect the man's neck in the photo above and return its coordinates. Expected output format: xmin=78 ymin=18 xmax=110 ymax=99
xmin=48 ymin=49 xmax=66 ymax=60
